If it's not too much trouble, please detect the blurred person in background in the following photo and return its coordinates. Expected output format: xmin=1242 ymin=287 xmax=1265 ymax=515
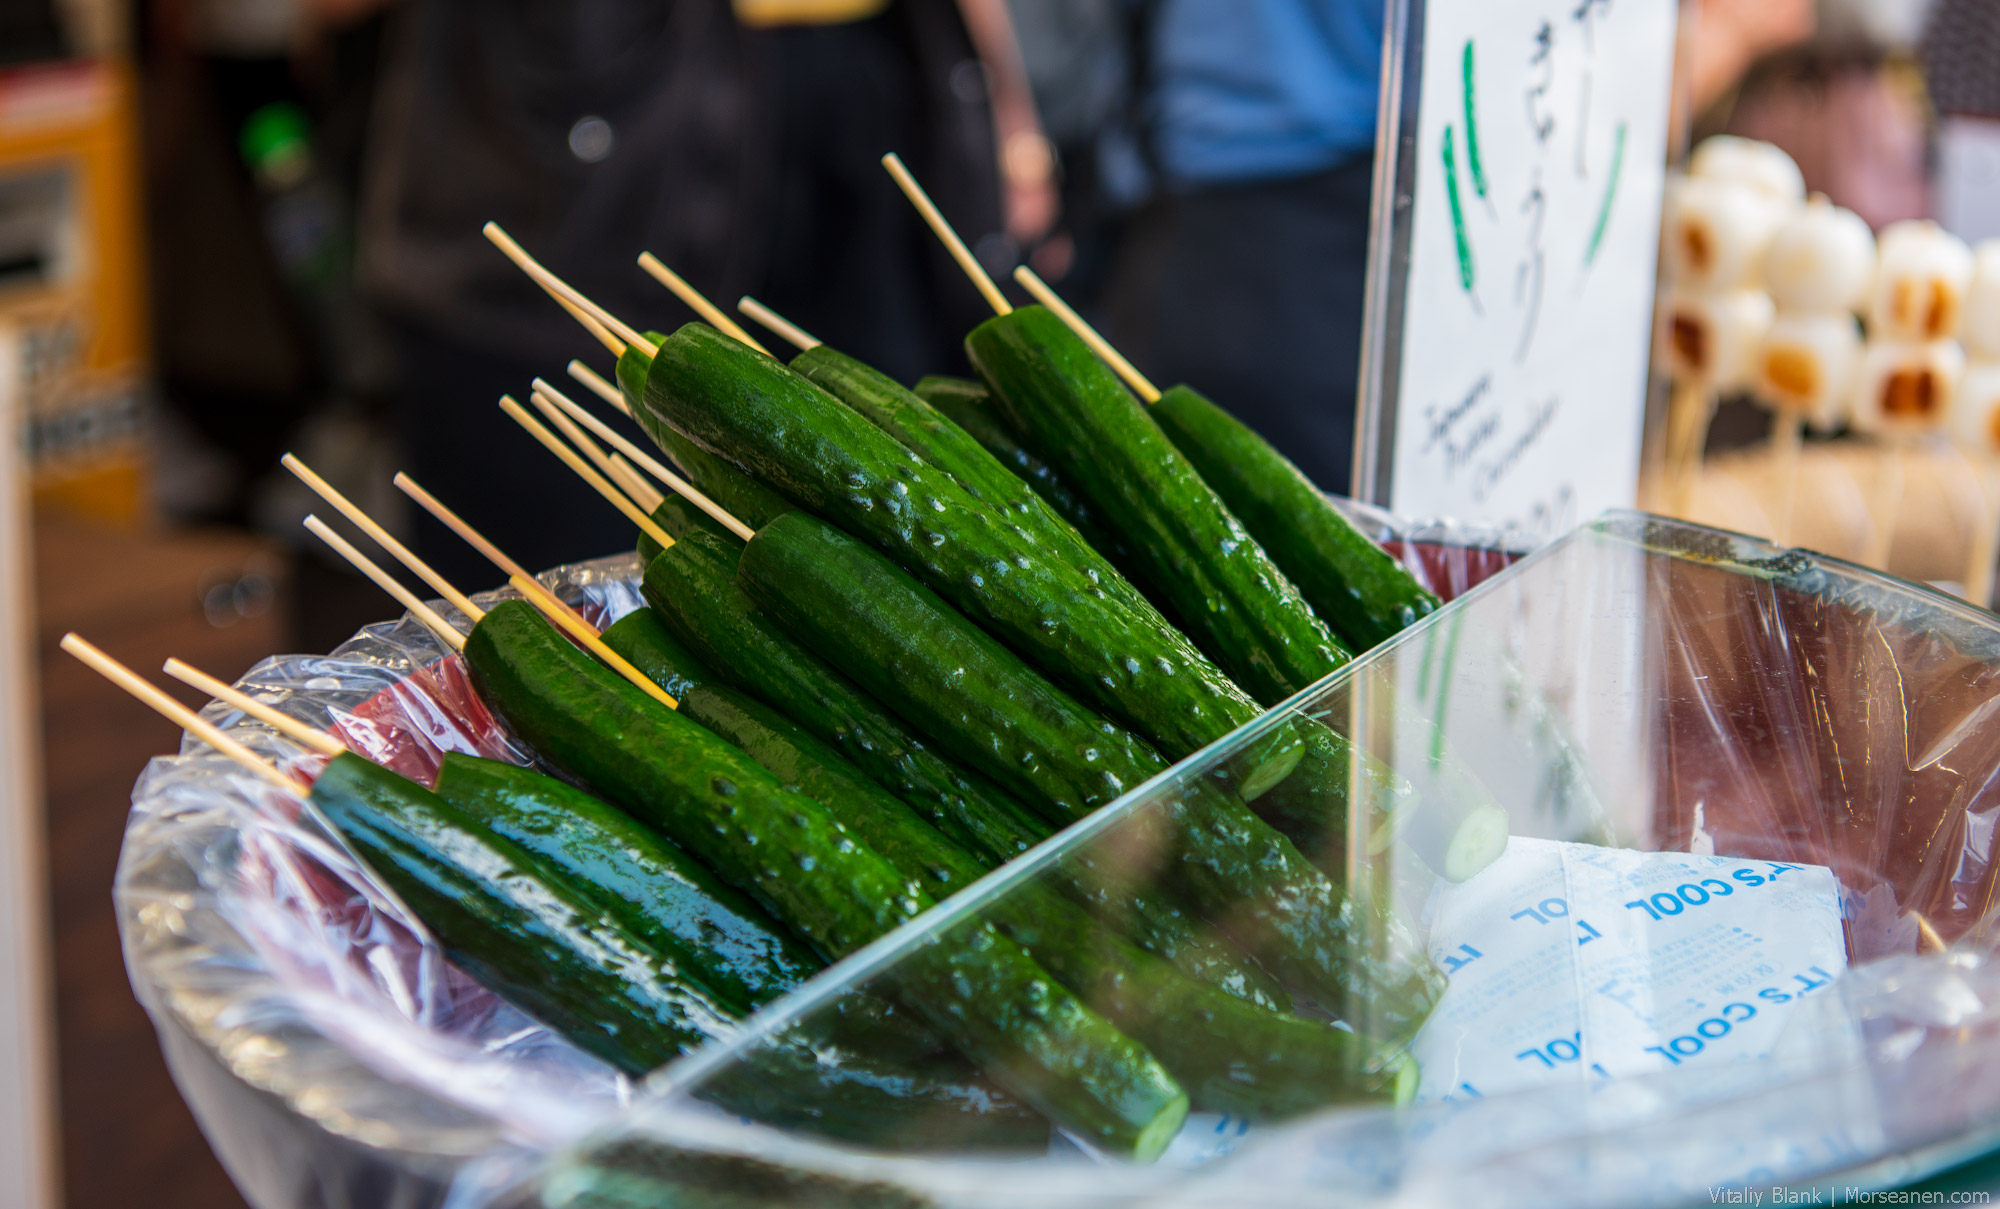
xmin=1099 ymin=0 xmax=1384 ymax=495
xmin=303 ymin=0 xmax=1052 ymax=583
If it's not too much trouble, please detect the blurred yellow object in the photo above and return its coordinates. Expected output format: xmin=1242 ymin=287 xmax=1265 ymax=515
xmin=732 ymin=0 xmax=892 ymax=27
xmin=0 ymin=60 xmax=148 ymax=528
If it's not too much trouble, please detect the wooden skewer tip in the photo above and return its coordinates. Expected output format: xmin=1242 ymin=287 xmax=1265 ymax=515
xmin=881 ymin=152 xmax=1012 ymax=317
xmin=304 ymin=514 xmax=466 ymax=653
xmin=282 ymin=454 xmax=484 ymax=623
xmin=59 ymin=634 xmax=306 ymax=793
xmin=634 ymin=253 xmax=771 ymax=355
xmin=566 ymin=360 xmax=632 ymax=414
xmin=161 ymin=658 xmax=347 ymax=758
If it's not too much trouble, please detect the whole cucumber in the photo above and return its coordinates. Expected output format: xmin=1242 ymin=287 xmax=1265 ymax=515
xmin=1151 ymin=384 xmax=1438 ymax=651
xmin=634 ymin=540 xmax=1278 ymax=1005
xmin=738 ymin=513 xmax=1444 ymax=1040
xmin=634 ymin=323 xmax=1282 ymax=782
xmin=967 ymin=306 xmax=1349 ymax=706
xmin=463 ymin=598 xmax=1189 ymax=1158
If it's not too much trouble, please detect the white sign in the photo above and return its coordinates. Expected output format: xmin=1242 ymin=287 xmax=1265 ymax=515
xmin=1358 ymin=0 xmax=1678 ymax=533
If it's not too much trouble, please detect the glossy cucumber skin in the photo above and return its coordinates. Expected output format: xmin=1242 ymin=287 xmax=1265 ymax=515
xmin=1152 ymin=384 xmax=1437 ymax=650
xmin=309 ymin=752 xmax=729 ymax=1074
xmin=914 ymin=375 xmax=1171 ymax=607
xmin=619 ymin=344 xmax=793 ymax=533
xmin=599 ymin=607 xmax=714 ymax=704
xmin=968 ymin=307 xmax=1350 ymax=707
xmin=743 ymin=514 xmax=1165 ymax=823
xmin=321 ymin=753 xmax=1045 ymax=1148
xmin=634 ymin=493 xmax=738 ymax=566
xmin=738 ymin=513 xmax=1443 ymax=1036
xmin=674 ymin=685 xmax=1391 ymax=1118
xmin=637 ymin=322 xmax=1259 ymax=765
xmin=643 ymin=530 xmax=1047 ymax=867
xmin=640 ymin=534 xmax=1283 ymax=1008
xmin=791 ymin=346 xmax=1155 ymax=618
xmin=431 ymin=752 xmax=805 ymax=1017
xmin=463 ymin=598 xmax=1188 ymax=1158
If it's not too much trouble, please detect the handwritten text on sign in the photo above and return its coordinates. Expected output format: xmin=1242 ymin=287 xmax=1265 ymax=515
xmin=1389 ymin=0 xmax=1675 ymax=533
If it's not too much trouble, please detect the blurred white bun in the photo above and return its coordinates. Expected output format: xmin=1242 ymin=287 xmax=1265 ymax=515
xmin=1669 ymin=288 xmax=1775 ymax=392
xmin=1689 ymin=135 xmax=1806 ymax=204
xmin=1869 ymin=220 xmax=1974 ymax=341
xmin=1851 ymin=337 xmax=1965 ymax=435
xmin=1764 ymin=198 xmax=1875 ymax=313
xmin=1949 ymin=359 xmax=2000 ymax=455
xmin=1961 ymin=241 xmax=2000 ymax=360
xmin=1664 ymin=176 xmax=1789 ymax=293
xmin=1757 ymin=311 xmax=1861 ymax=424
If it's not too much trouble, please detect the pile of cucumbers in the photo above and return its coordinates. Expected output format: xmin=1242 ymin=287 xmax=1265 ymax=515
xmin=313 ymin=300 xmax=1463 ymax=1163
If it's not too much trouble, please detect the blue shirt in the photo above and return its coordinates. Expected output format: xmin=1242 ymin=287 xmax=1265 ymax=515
xmin=1150 ymin=0 xmax=1383 ymax=187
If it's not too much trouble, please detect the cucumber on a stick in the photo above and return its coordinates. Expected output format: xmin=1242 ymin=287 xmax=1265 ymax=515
xmin=285 ymin=439 xmax=1191 ymax=1160
xmin=1008 ymin=266 xmax=1440 ymax=653
xmin=626 ymin=325 xmax=1300 ymax=798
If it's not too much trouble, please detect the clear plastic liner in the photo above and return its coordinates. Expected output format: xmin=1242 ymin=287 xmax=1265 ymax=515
xmin=119 ymin=512 xmax=2000 ymax=1209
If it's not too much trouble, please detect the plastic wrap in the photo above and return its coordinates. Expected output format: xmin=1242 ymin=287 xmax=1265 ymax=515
xmin=119 ymin=510 xmax=2000 ymax=1209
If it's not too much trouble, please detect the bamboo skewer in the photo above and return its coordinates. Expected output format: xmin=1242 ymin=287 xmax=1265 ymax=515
xmin=527 ymin=388 xmax=630 ymax=494
xmin=305 ymin=515 xmax=468 ymax=653
xmin=283 ymin=454 xmax=485 ymax=623
xmin=531 ymin=377 xmax=756 ymax=542
xmin=635 ymin=253 xmax=770 ymax=355
xmin=504 ymin=574 xmax=681 ymax=711
xmin=482 ymin=222 xmax=655 ymax=352
xmin=1011 ymin=267 xmax=1161 ymax=403
xmin=393 ymin=472 xmax=592 ymax=629
xmin=607 ymin=454 xmax=665 ymax=513
xmin=499 ymin=396 xmax=676 ymax=552
xmin=882 ymin=152 xmax=1012 ymax=317
xmin=162 ymin=658 xmax=348 ymax=758
xmin=567 ymin=361 xmax=632 ymax=416
xmin=550 ymin=290 xmax=628 ymax=360
xmin=737 ymin=297 xmax=821 ymax=351
xmin=61 ymin=635 xmax=308 ymax=794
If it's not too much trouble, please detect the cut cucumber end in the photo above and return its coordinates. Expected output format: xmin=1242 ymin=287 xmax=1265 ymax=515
xmin=1442 ymin=804 xmax=1511 ymax=883
xmin=1238 ymin=734 xmax=1307 ymax=801
xmin=1392 ymin=1052 xmax=1421 ymax=1105
xmin=1132 ymin=1091 xmax=1192 ymax=1163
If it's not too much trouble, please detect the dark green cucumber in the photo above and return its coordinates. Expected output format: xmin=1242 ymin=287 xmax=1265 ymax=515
xmin=913 ymin=374 xmax=1164 ymax=599
xmin=599 ymin=608 xmax=715 ymax=705
xmin=310 ymin=751 xmax=728 ymax=1073
xmin=635 ymin=322 xmax=1273 ymax=774
xmin=619 ymin=341 xmax=792 ymax=533
xmin=644 ymin=531 xmax=1046 ymax=867
xmin=791 ymin=346 xmax=1154 ymax=617
xmin=634 ymin=492 xmax=739 ymax=566
xmin=632 ymin=541 xmax=1279 ymax=1009
xmin=1152 ymin=384 xmax=1438 ymax=650
xmin=738 ymin=512 xmax=1444 ymax=1040
xmin=675 ymin=684 xmax=1399 ymax=1117
xmin=967 ymin=306 xmax=1349 ymax=706
xmin=320 ymin=752 xmax=1045 ymax=1149
xmin=463 ymin=598 xmax=1188 ymax=1158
